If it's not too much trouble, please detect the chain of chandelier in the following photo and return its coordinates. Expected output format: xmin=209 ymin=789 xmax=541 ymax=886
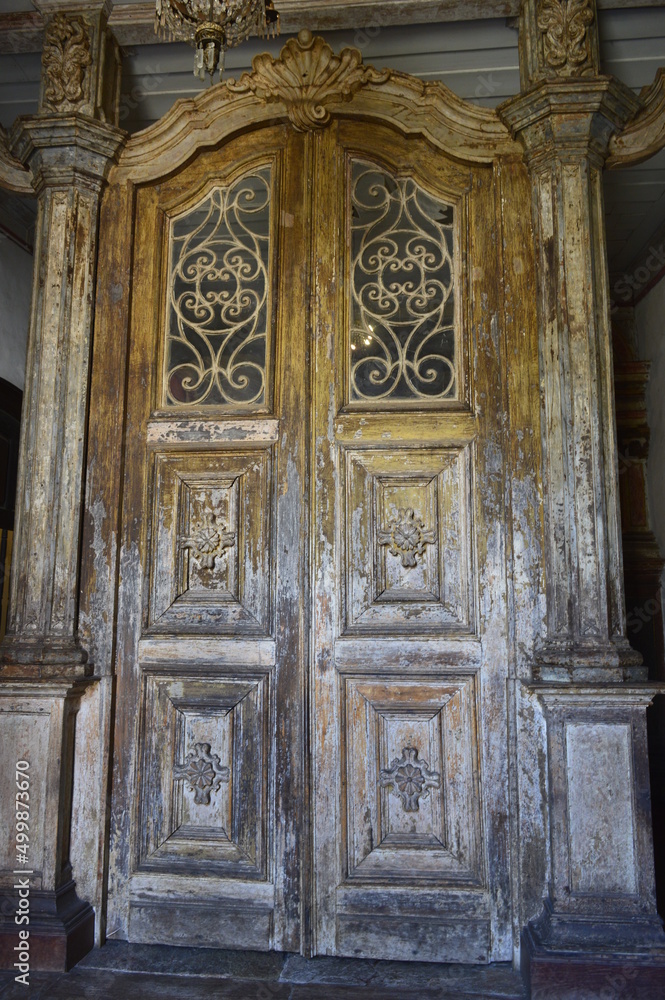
xmin=155 ymin=0 xmax=280 ymax=81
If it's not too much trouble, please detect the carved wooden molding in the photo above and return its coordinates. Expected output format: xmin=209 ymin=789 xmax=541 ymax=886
xmin=0 ymin=126 xmax=33 ymax=196
xmin=173 ymin=741 xmax=230 ymax=805
xmin=379 ymin=746 xmax=441 ymax=812
xmin=607 ymin=68 xmax=665 ymax=169
xmin=112 ymin=32 xmax=517 ymax=184
xmin=42 ymin=12 xmax=92 ymax=114
xmin=537 ymin=0 xmax=596 ymax=77
xmin=228 ymin=31 xmax=389 ymax=131
xmin=181 ymin=509 xmax=235 ymax=570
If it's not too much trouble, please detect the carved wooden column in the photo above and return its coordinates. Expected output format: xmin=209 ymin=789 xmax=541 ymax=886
xmin=501 ymin=1 xmax=665 ymax=990
xmin=0 ymin=0 xmax=123 ymax=971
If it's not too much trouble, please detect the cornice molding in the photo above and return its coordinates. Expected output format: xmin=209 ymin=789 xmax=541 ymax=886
xmin=499 ymin=76 xmax=642 ymax=170
xmin=607 ymin=68 xmax=665 ymax=169
xmin=0 ymin=125 xmax=34 ymax=195
xmin=10 ymin=114 xmax=126 ymax=193
xmin=112 ymin=31 xmax=517 ymax=184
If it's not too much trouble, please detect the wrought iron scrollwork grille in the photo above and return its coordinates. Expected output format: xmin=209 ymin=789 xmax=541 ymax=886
xmin=164 ymin=165 xmax=272 ymax=408
xmin=349 ymin=160 xmax=457 ymax=404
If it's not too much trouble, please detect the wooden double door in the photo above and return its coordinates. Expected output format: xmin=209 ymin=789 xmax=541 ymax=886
xmin=105 ymin=116 xmax=514 ymax=963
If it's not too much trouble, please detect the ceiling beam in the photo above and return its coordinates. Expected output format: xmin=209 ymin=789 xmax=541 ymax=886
xmin=0 ymin=0 xmax=663 ymax=54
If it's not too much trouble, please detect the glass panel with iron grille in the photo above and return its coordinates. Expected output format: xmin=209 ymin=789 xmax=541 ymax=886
xmin=164 ymin=165 xmax=272 ymax=408
xmin=349 ymin=160 xmax=457 ymax=405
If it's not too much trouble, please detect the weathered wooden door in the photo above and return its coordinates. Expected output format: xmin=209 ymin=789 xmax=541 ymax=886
xmin=102 ymin=101 xmax=514 ymax=963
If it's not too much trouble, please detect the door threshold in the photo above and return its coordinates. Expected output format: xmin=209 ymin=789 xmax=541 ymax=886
xmin=72 ymin=940 xmax=527 ymax=998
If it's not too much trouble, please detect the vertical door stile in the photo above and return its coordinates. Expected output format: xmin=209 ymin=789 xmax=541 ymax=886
xmin=272 ymin=127 xmax=312 ymax=954
xmin=108 ymin=184 xmax=162 ymax=939
xmin=471 ymin=163 xmax=512 ymax=958
xmin=310 ymin=122 xmax=343 ymax=956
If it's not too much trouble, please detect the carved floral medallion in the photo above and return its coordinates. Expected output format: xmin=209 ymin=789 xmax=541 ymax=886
xmin=378 ymin=507 xmax=435 ymax=568
xmin=379 ymin=746 xmax=441 ymax=813
xmin=229 ymin=29 xmax=389 ymax=131
xmin=173 ymin=742 xmax=230 ymax=805
xmin=42 ymin=13 xmax=92 ymax=112
xmin=537 ymin=0 xmax=595 ymax=77
xmin=181 ymin=509 xmax=235 ymax=570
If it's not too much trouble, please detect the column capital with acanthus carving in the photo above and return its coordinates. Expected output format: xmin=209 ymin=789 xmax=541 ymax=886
xmin=33 ymin=0 xmax=121 ymax=125
xmin=519 ymin=0 xmax=601 ymax=91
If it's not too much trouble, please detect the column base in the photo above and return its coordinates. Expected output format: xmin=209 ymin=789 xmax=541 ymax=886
xmin=522 ymin=917 xmax=665 ymax=999
xmin=534 ymin=636 xmax=646 ymax=682
xmin=0 ymin=881 xmax=94 ymax=972
xmin=0 ymin=635 xmax=90 ymax=679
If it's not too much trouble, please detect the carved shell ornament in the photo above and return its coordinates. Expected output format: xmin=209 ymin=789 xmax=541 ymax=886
xmin=42 ymin=13 xmax=92 ymax=112
xmin=228 ymin=29 xmax=390 ymax=131
xmin=537 ymin=0 xmax=595 ymax=77
xmin=380 ymin=747 xmax=441 ymax=813
xmin=173 ymin=742 xmax=229 ymax=805
xmin=378 ymin=507 xmax=435 ymax=569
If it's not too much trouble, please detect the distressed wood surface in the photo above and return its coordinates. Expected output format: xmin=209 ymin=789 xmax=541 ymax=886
xmin=108 ymin=32 xmax=518 ymax=187
xmin=87 ymin=48 xmax=543 ymax=957
xmin=608 ymin=67 xmax=665 ymax=169
xmin=100 ymin=124 xmax=310 ymax=952
xmin=0 ymin=126 xmax=32 ymax=194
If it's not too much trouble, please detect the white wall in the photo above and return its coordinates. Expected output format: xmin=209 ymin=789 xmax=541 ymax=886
xmin=635 ymin=277 xmax=665 ymax=598
xmin=0 ymin=232 xmax=32 ymax=391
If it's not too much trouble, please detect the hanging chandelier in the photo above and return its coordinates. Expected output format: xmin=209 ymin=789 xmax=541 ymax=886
xmin=155 ymin=0 xmax=280 ymax=82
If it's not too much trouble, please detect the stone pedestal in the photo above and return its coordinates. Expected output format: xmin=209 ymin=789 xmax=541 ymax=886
xmin=0 ymin=680 xmax=94 ymax=971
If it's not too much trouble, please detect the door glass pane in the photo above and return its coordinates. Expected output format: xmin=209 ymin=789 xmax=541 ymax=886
xmin=349 ymin=159 xmax=457 ymax=404
xmin=164 ymin=165 xmax=272 ymax=408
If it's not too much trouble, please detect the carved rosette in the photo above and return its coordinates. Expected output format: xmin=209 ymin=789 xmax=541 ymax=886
xmin=41 ymin=13 xmax=92 ymax=113
xmin=378 ymin=507 xmax=435 ymax=569
xmin=173 ymin=742 xmax=230 ymax=805
xmin=229 ymin=29 xmax=389 ymax=131
xmin=537 ymin=0 xmax=595 ymax=78
xmin=181 ymin=509 xmax=235 ymax=570
xmin=380 ymin=747 xmax=441 ymax=813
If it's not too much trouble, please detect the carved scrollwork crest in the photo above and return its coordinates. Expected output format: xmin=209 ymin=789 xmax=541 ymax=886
xmin=42 ymin=13 xmax=92 ymax=113
xmin=537 ymin=0 xmax=596 ymax=77
xmin=228 ymin=29 xmax=390 ymax=131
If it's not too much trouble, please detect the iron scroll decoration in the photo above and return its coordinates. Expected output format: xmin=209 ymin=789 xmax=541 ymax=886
xmin=164 ymin=165 xmax=272 ymax=408
xmin=349 ymin=160 xmax=457 ymax=404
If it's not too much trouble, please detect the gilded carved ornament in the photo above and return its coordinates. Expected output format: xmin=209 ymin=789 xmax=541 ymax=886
xmin=536 ymin=0 xmax=595 ymax=78
xmin=228 ymin=28 xmax=389 ymax=131
xmin=41 ymin=12 xmax=92 ymax=113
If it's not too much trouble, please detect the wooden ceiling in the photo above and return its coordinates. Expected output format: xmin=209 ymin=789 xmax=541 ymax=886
xmin=0 ymin=0 xmax=664 ymax=289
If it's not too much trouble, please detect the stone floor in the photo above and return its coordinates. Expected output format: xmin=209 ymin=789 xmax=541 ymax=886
xmin=0 ymin=941 xmax=527 ymax=999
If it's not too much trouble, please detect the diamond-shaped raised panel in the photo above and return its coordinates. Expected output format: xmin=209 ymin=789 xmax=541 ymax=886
xmin=344 ymin=447 xmax=473 ymax=633
xmin=343 ymin=675 xmax=483 ymax=884
xmin=149 ymin=449 xmax=272 ymax=634
xmin=137 ymin=672 xmax=269 ymax=879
